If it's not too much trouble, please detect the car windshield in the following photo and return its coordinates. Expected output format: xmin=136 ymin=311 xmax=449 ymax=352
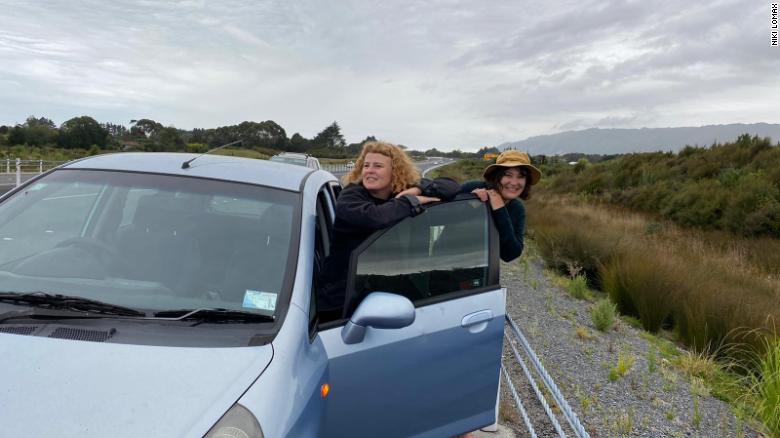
xmin=270 ymin=156 xmax=307 ymax=166
xmin=0 ymin=169 xmax=297 ymax=319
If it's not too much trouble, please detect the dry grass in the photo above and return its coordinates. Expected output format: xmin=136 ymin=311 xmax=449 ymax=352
xmin=527 ymin=195 xmax=780 ymax=355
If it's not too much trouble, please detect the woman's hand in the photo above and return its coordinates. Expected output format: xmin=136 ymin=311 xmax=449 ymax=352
xmin=395 ymin=187 xmax=422 ymax=198
xmin=416 ymin=195 xmax=441 ymax=205
xmin=472 ymin=188 xmax=505 ymax=210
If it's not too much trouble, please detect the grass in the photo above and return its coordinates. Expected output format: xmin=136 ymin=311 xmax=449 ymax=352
xmin=575 ymin=325 xmax=592 ymax=340
xmin=527 ymin=194 xmax=779 ymax=356
xmin=613 ymin=409 xmax=634 ymax=435
xmin=566 ymin=274 xmax=589 ymax=299
xmin=749 ymin=337 xmax=780 ymax=436
xmin=609 ymin=351 xmax=636 ymax=381
xmin=591 ymin=299 xmax=616 ymax=332
xmin=647 ymin=347 xmax=659 ymax=373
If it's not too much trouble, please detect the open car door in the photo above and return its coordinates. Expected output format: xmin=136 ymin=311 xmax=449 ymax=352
xmin=319 ymin=198 xmax=505 ymax=438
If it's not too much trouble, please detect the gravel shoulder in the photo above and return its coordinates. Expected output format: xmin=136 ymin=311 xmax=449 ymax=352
xmin=492 ymin=250 xmax=760 ymax=438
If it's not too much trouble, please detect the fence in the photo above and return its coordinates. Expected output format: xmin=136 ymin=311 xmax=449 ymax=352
xmin=321 ymin=163 xmax=354 ymax=174
xmin=1 ymin=159 xmax=68 ymax=188
xmin=502 ymin=314 xmax=590 ymax=437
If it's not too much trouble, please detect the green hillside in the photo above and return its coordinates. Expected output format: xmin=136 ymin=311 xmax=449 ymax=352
xmin=542 ymin=134 xmax=780 ymax=237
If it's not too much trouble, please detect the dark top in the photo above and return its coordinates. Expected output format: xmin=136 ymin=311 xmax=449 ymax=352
xmin=460 ymin=180 xmax=525 ymax=262
xmin=318 ymin=177 xmax=459 ymax=313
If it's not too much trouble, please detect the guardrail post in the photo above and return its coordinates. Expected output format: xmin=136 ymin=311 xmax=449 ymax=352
xmin=39 ymin=159 xmax=43 ymax=173
xmin=5 ymin=158 xmax=9 ymax=173
xmin=15 ymin=158 xmax=21 ymax=187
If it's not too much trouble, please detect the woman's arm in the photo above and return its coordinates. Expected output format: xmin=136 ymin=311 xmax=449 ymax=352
xmin=491 ymin=201 xmax=525 ymax=262
xmin=417 ymin=177 xmax=460 ymax=200
xmin=336 ymin=185 xmax=420 ymax=230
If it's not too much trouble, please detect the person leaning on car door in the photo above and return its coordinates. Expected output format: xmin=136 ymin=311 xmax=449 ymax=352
xmin=316 ymin=140 xmax=459 ymax=323
xmin=460 ymin=150 xmax=541 ymax=263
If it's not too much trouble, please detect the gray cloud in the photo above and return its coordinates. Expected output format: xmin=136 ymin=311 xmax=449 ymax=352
xmin=0 ymin=0 xmax=777 ymax=150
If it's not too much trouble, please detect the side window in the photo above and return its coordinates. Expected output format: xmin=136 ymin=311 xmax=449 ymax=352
xmin=345 ymin=199 xmax=496 ymax=314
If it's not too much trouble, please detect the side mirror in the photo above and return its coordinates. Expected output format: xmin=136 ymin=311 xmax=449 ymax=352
xmin=341 ymin=292 xmax=415 ymax=344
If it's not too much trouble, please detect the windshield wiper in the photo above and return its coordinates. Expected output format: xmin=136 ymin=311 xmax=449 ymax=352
xmin=0 ymin=308 xmax=119 ymax=324
xmin=0 ymin=292 xmax=146 ymax=318
xmin=153 ymin=308 xmax=275 ymax=324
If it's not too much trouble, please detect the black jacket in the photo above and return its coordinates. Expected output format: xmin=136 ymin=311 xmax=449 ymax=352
xmin=317 ymin=177 xmax=459 ymax=312
xmin=460 ymin=180 xmax=525 ymax=262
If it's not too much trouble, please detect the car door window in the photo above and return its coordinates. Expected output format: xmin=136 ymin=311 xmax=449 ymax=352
xmin=344 ymin=198 xmax=498 ymax=316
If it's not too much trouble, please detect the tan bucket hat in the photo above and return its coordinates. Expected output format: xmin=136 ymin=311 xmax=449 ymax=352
xmin=483 ymin=150 xmax=542 ymax=185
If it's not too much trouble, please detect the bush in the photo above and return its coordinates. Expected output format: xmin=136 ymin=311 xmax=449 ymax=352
xmin=591 ymin=299 xmax=617 ymax=332
xmin=599 ymin=251 xmax=677 ymax=332
xmin=567 ymin=275 xmax=589 ymax=299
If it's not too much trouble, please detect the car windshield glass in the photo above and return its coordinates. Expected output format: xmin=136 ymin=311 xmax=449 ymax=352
xmin=271 ymin=156 xmax=307 ymax=166
xmin=0 ymin=169 xmax=297 ymax=319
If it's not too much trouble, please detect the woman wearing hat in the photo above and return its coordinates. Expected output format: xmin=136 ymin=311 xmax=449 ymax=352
xmin=461 ymin=150 xmax=542 ymax=263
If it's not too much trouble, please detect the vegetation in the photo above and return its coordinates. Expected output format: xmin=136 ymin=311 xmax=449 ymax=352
xmin=540 ymin=134 xmax=780 ymax=238
xmin=591 ymin=299 xmax=617 ymax=332
xmin=1 ymin=115 xmax=482 ymax=161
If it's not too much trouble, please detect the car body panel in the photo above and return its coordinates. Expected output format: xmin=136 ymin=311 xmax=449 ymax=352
xmin=241 ymin=304 xmax=329 ymax=438
xmin=0 ymin=331 xmax=273 ymax=437
xmin=319 ymin=287 xmax=506 ymax=437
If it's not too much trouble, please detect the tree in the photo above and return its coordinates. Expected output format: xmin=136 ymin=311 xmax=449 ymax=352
xmin=59 ymin=116 xmax=108 ymax=149
xmin=16 ymin=115 xmax=59 ymax=146
xmin=24 ymin=116 xmax=56 ymax=129
xmin=312 ymin=122 xmax=346 ymax=149
xmin=289 ymin=133 xmax=311 ymax=152
xmin=130 ymin=119 xmax=163 ymax=138
xmin=8 ymin=126 xmax=26 ymax=145
xmin=345 ymin=136 xmax=376 ymax=155
xmin=154 ymin=126 xmax=185 ymax=151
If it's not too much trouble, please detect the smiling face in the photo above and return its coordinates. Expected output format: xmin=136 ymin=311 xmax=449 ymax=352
xmin=361 ymin=152 xmax=394 ymax=199
xmin=497 ymin=167 xmax=527 ymax=201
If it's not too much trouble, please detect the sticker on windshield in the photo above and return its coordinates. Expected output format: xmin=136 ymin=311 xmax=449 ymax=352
xmin=242 ymin=290 xmax=277 ymax=311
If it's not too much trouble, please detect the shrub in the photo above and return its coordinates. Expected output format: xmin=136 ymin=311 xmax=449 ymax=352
xmin=567 ymin=275 xmax=589 ymax=299
xmin=599 ymin=251 xmax=677 ymax=332
xmin=591 ymin=299 xmax=617 ymax=332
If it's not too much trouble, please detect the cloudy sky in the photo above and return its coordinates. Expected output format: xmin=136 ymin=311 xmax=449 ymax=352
xmin=1 ymin=0 xmax=777 ymax=151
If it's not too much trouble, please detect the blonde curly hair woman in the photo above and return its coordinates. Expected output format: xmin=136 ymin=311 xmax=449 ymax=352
xmin=317 ymin=140 xmax=459 ymax=320
xmin=341 ymin=141 xmax=421 ymax=194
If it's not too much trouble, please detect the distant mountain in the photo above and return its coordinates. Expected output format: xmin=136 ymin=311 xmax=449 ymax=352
xmin=498 ymin=123 xmax=780 ymax=155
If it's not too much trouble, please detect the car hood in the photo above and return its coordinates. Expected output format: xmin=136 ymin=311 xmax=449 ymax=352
xmin=0 ymin=332 xmax=273 ymax=437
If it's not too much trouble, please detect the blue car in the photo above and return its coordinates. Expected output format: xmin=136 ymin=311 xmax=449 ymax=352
xmin=0 ymin=152 xmax=505 ymax=437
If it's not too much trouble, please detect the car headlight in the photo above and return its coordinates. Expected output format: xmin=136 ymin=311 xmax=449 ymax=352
xmin=204 ymin=403 xmax=264 ymax=438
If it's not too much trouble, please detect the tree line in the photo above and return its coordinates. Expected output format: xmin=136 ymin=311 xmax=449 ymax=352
xmin=0 ymin=116 xmax=480 ymax=159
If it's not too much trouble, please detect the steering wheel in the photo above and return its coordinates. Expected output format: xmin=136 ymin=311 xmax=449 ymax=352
xmin=55 ymin=237 xmax=118 ymax=262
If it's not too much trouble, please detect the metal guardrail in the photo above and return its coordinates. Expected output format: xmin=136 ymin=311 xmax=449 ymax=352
xmin=321 ymin=163 xmax=354 ymax=173
xmin=503 ymin=314 xmax=590 ymax=438
xmin=1 ymin=159 xmax=69 ymax=187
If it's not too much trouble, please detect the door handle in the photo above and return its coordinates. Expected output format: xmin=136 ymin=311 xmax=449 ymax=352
xmin=461 ymin=310 xmax=493 ymax=333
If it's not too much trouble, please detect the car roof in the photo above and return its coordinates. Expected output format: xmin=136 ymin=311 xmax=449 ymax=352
xmin=62 ymin=152 xmax=313 ymax=192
